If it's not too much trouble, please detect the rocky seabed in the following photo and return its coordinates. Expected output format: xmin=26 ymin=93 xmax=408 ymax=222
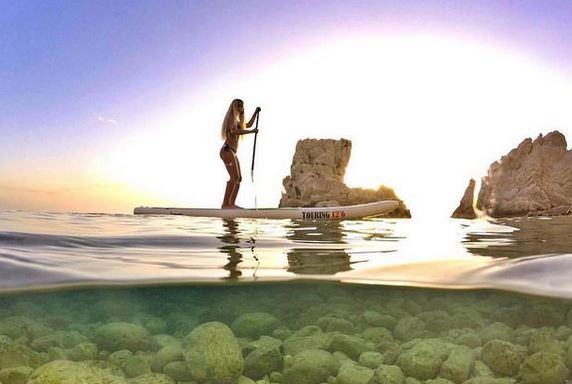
xmin=1 ymin=285 xmax=572 ymax=384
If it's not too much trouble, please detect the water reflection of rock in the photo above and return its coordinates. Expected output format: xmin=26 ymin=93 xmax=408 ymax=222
xmin=217 ymin=219 xmax=243 ymax=279
xmin=285 ymin=221 xmax=352 ymax=274
xmin=464 ymin=217 xmax=572 ymax=258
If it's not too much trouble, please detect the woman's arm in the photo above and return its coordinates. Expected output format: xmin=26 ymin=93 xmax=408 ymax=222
xmin=230 ymin=125 xmax=258 ymax=135
xmin=238 ymin=128 xmax=258 ymax=135
xmin=246 ymin=107 xmax=261 ymax=128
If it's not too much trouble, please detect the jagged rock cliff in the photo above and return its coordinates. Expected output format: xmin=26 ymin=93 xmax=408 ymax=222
xmin=453 ymin=131 xmax=572 ymax=218
xmin=279 ymin=138 xmax=411 ymax=217
xmin=451 ymin=179 xmax=477 ymax=219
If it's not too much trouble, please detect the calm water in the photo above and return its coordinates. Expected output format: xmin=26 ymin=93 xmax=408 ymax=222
xmin=2 ymin=211 xmax=572 ymax=383
xmin=1 ymin=211 xmax=572 ymax=297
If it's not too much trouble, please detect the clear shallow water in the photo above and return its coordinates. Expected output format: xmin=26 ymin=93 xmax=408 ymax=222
xmin=3 ymin=211 xmax=572 ymax=384
xmin=1 ymin=283 xmax=572 ymax=384
xmin=1 ymin=211 xmax=572 ymax=298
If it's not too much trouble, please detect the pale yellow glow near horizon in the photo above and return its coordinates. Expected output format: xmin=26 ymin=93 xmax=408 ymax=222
xmin=91 ymin=34 xmax=572 ymax=216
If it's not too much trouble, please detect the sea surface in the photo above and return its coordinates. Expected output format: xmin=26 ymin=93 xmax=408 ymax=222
xmin=1 ymin=210 xmax=572 ymax=383
xmin=2 ymin=211 xmax=572 ymax=296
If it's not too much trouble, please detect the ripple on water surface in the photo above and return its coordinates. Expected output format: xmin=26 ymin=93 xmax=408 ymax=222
xmin=1 ymin=211 xmax=572 ymax=298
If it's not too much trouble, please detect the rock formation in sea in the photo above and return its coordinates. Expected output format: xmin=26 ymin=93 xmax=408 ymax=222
xmin=279 ymin=138 xmax=411 ymax=217
xmin=453 ymin=131 xmax=572 ymax=218
xmin=451 ymin=179 xmax=477 ymax=219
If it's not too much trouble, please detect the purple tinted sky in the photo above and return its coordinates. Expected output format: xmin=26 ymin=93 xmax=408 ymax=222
xmin=1 ymin=0 xmax=572 ymax=167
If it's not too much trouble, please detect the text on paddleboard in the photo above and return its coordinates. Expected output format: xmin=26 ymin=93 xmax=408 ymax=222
xmin=302 ymin=210 xmax=346 ymax=220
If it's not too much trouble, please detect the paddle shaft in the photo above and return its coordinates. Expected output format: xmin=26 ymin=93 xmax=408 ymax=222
xmin=250 ymin=112 xmax=259 ymax=182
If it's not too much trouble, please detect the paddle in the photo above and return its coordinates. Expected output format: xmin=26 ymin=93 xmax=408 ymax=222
xmin=250 ymin=111 xmax=260 ymax=182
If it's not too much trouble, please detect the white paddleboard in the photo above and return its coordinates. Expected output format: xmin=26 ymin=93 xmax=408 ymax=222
xmin=133 ymin=200 xmax=399 ymax=220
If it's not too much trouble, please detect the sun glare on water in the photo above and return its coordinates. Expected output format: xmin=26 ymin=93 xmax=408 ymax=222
xmin=95 ymin=34 xmax=572 ymax=215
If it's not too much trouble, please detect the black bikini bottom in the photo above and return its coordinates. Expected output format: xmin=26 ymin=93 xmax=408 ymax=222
xmin=223 ymin=143 xmax=237 ymax=153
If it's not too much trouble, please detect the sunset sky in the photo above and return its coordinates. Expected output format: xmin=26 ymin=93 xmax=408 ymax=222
xmin=2 ymin=0 xmax=572 ymax=216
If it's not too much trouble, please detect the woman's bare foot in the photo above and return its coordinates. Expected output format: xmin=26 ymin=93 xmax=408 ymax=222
xmin=221 ymin=204 xmax=243 ymax=209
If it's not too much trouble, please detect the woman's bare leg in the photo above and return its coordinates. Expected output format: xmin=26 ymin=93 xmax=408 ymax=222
xmin=229 ymin=183 xmax=241 ymax=208
xmin=229 ymin=157 xmax=243 ymax=208
xmin=222 ymin=181 xmax=234 ymax=208
xmin=221 ymin=149 xmax=241 ymax=209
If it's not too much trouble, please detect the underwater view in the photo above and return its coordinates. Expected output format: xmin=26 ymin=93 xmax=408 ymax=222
xmin=2 ymin=212 xmax=572 ymax=384
xmin=5 ymin=0 xmax=572 ymax=383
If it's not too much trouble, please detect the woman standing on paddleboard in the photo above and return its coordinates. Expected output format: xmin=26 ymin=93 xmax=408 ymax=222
xmin=220 ymin=99 xmax=261 ymax=209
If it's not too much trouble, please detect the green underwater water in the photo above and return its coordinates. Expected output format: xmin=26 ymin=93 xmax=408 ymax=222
xmin=3 ymin=212 xmax=572 ymax=383
xmin=1 ymin=283 xmax=572 ymax=384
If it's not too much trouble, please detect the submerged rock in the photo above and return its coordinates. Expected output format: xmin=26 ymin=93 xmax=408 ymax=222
xmin=0 ymin=344 xmax=37 ymax=370
xmin=122 ymin=355 xmax=151 ymax=378
xmin=95 ymin=322 xmax=157 ymax=353
xmin=0 ymin=335 xmax=13 ymax=353
xmin=329 ymin=334 xmax=371 ymax=359
xmin=282 ymin=348 xmax=339 ymax=384
xmin=359 ymin=351 xmax=385 ymax=369
xmin=231 ymin=312 xmax=280 ymax=339
xmin=374 ymin=341 xmax=401 ymax=365
xmin=476 ymin=131 xmax=572 ymax=217
xmin=370 ymin=364 xmax=405 ymax=384
xmin=279 ymin=138 xmax=411 ymax=217
xmin=236 ymin=376 xmax=256 ymax=384
xmin=425 ymin=378 xmax=455 ymax=384
xmin=67 ymin=342 xmax=98 ymax=361
xmin=462 ymin=378 xmax=516 ymax=384
xmin=419 ymin=310 xmax=453 ymax=334
xmin=439 ymin=345 xmax=474 ymax=384
xmin=0 ymin=316 xmax=35 ymax=339
xmin=182 ymin=321 xmax=243 ymax=384
xmin=335 ymin=362 xmax=374 ymax=384
xmin=27 ymin=360 xmax=125 ymax=384
xmin=448 ymin=329 xmax=481 ymax=349
xmin=481 ymin=340 xmax=521 ymax=377
xmin=108 ymin=349 xmax=133 ymax=367
xmin=317 ymin=316 xmax=354 ymax=333
xmin=480 ymin=322 xmax=514 ymax=344
xmin=282 ymin=333 xmax=331 ymax=356
xmin=394 ymin=317 xmax=429 ymax=341
xmin=0 ymin=366 xmax=33 ymax=384
xmin=397 ymin=340 xmax=446 ymax=380
xmin=361 ymin=327 xmax=394 ymax=345
xmin=249 ymin=335 xmax=282 ymax=351
xmin=151 ymin=345 xmax=184 ymax=373
xmin=528 ymin=329 xmax=563 ymax=355
xmin=361 ymin=311 xmax=397 ymax=330
xmin=519 ymin=351 xmax=568 ymax=384
xmin=243 ymin=345 xmax=282 ymax=379
xmin=163 ymin=361 xmax=193 ymax=381
xmin=128 ymin=372 xmax=174 ymax=384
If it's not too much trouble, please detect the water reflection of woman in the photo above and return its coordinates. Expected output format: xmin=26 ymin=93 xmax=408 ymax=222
xmin=217 ymin=219 xmax=243 ymax=279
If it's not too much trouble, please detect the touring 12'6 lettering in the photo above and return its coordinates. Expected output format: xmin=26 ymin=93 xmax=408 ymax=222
xmin=301 ymin=210 xmax=346 ymax=220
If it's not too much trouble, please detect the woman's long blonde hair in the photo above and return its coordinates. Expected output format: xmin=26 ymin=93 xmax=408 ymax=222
xmin=221 ymin=98 xmax=245 ymax=140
